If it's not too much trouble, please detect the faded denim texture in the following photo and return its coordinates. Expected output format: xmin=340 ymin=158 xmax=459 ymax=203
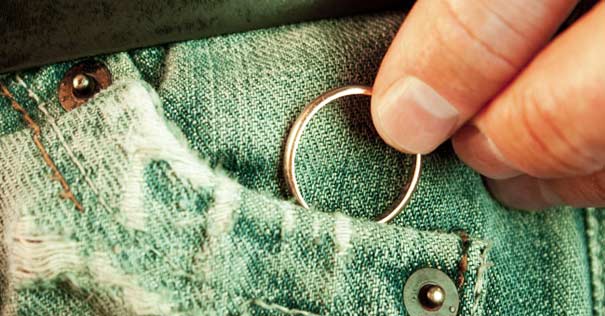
xmin=0 ymin=12 xmax=600 ymax=316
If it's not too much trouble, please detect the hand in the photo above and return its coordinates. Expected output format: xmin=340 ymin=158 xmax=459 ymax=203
xmin=371 ymin=0 xmax=605 ymax=210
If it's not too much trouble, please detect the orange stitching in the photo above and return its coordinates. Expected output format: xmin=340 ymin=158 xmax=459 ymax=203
xmin=456 ymin=231 xmax=470 ymax=289
xmin=0 ymin=83 xmax=83 ymax=211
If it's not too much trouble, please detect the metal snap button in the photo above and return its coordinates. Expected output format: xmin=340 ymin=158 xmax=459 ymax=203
xmin=404 ymin=268 xmax=459 ymax=316
xmin=58 ymin=60 xmax=112 ymax=111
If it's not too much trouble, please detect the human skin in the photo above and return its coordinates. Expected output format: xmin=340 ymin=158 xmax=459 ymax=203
xmin=371 ymin=0 xmax=605 ymax=210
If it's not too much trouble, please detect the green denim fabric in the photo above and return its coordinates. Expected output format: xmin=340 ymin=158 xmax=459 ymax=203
xmin=0 ymin=11 xmax=600 ymax=316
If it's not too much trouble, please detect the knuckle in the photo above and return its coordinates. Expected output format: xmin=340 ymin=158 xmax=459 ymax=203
xmin=514 ymin=88 xmax=596 ymax=176
xmin=440 ymin=0 xmax=519 ymax=77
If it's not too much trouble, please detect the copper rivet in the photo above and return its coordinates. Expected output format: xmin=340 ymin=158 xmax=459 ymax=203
xmin=58 ymin=60 xmax=111 ymax=111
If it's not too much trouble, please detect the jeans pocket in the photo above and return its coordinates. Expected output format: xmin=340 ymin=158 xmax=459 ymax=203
xmin=0 ymin=80 xmax=490 ymax=315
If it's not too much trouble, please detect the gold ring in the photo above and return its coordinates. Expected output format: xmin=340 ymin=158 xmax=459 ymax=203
xmin=283 ymin=85 xmax=422 ymax=224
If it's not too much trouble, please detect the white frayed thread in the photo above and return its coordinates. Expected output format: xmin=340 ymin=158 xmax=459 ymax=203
xmin=0 ymin=151 xmax=19 ymax=316
xmin=10 ymin=215 xmax=175 ymax=316
xmin=206 ymin=175 xmax=241 ymax=239
xmin=333 ymin=214 xmax=353 ymax=256
xmin=9 ymin=216 xmax=82 ymax=283
xmin=251 ymin=299 xmax=319 ymax=316
xmin=102 ymin=82 xmax=217 ymax=230
xmin=311 ymin=218 xmax=322 ymax=239
xmin=471 ymin=242 xmax=493 ymax=315
xmin=281 ymin=203 xmax=297 ymax=237
xmin=89 ymin=253 xmax=174 ymax=315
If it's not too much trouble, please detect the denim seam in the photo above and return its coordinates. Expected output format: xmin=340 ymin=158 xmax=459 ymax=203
xmin=13 ymin=75 xmax=115 ymax=215
xmin=586 ymin=208 xmax=604 ymax=315
xmin=0 ymin=82 xmax=82 ymax=211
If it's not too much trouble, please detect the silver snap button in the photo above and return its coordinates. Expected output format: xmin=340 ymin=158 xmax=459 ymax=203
xmin=404 ymin=268 xmax=459 ymax=316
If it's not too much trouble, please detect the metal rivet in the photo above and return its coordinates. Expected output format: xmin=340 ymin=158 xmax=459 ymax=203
xmin=58 ymin=60 xmax=111 ymax=111
xmin=419 ymin=284 xmax=446 ymax=310
xmin=72 ymin=74 xmax=92 ymax=92
xmin=404 ymin=268 xmax=459 ymax=316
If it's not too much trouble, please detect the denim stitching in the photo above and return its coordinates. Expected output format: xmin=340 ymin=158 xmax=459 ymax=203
xmin=14 ymin=75 xmax=114 ymax=214
xmin=586 ymin=208 xmax=604 ymax=315
xmin=0 ymin=82 xmax=82 ymax=211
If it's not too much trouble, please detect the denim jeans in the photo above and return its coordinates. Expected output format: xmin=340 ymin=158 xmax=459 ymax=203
xmin=0 ymin=11 xmax=600 ymax=316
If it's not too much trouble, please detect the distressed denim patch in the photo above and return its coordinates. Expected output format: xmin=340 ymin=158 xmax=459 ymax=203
xmin=0 ymin=81 xmax=489 ymax=315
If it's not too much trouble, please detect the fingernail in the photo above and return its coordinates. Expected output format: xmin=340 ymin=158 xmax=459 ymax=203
xmin=453 ymin=125 xmax=521 ymax=179
xmin=486 ymin=176 xmax=562 ymax=210
xmin=376 ymin=76 xmax=459 ymax=153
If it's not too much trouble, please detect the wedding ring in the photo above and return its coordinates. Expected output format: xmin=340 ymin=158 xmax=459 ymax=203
xmin=283 ymin=85 xmax=422 ymax=224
